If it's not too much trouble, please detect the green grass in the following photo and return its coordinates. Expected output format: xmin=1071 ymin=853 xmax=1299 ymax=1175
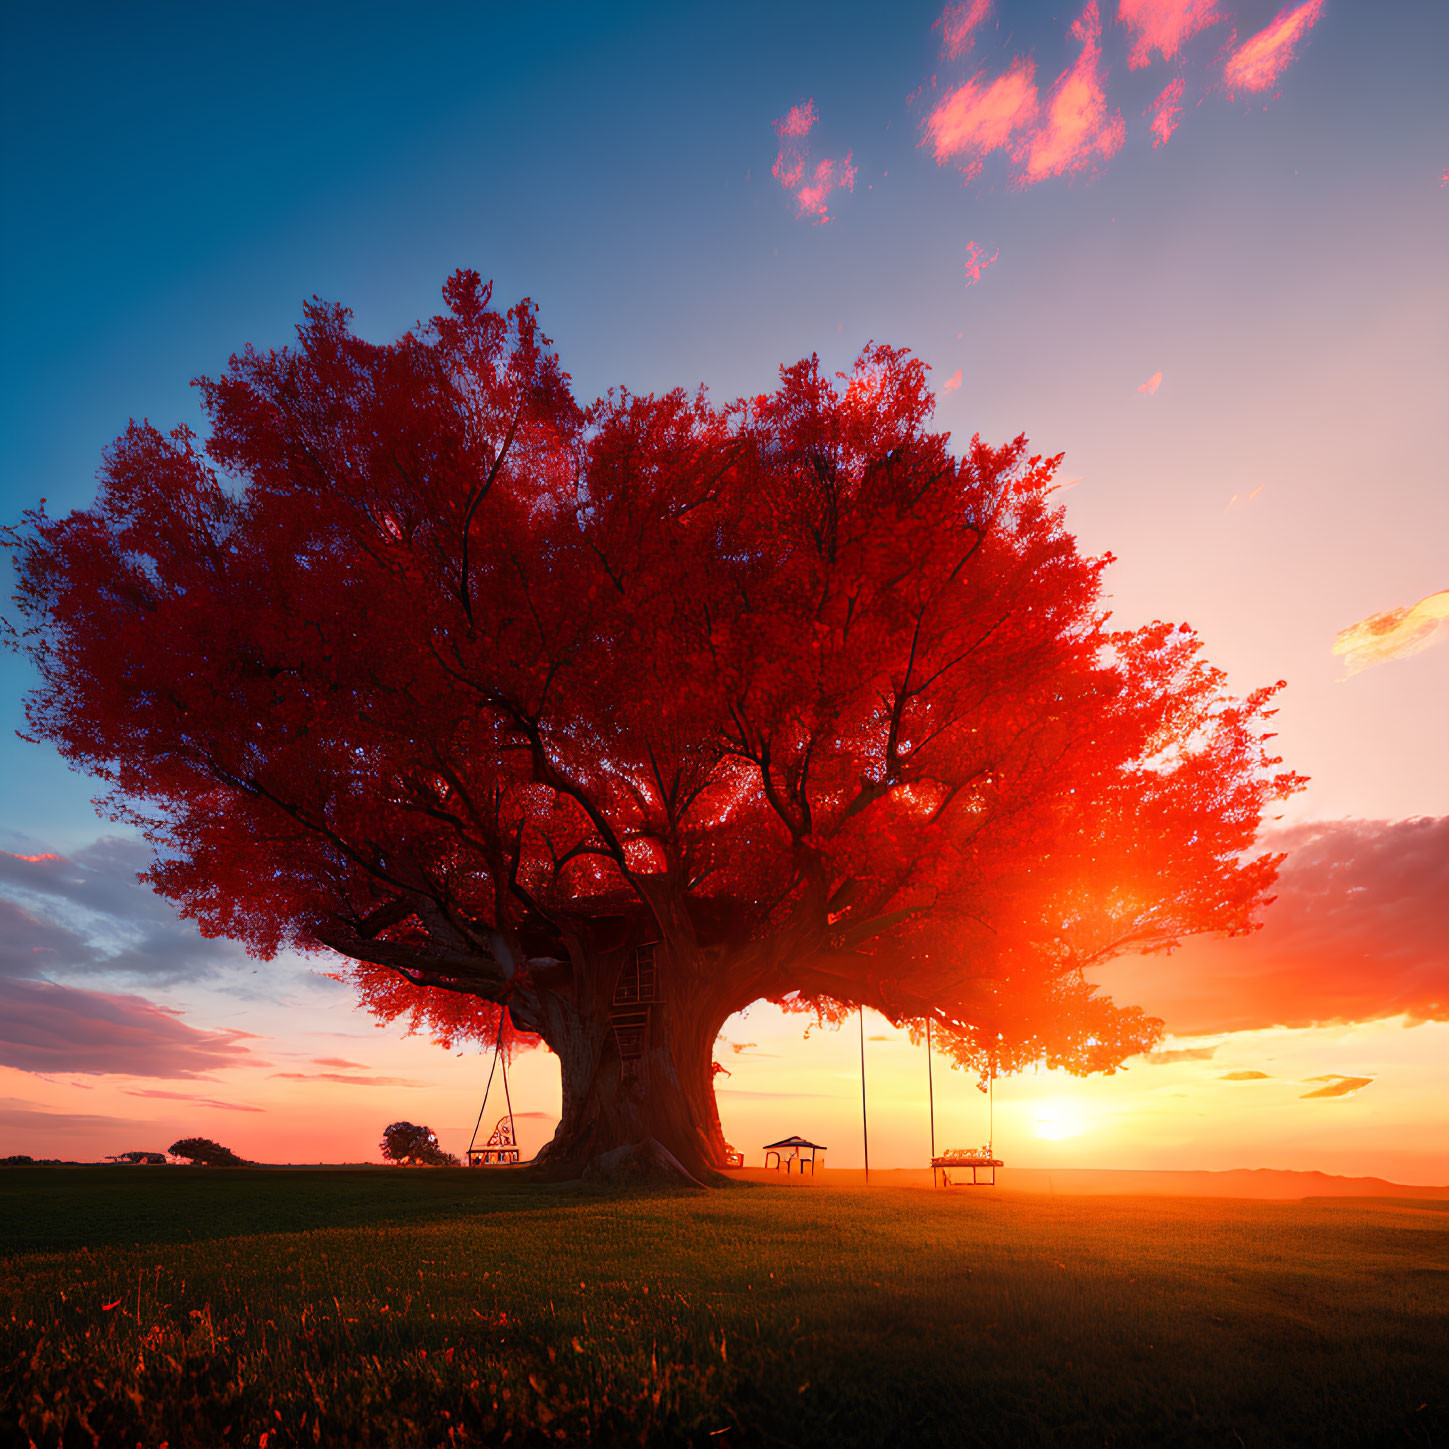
xmin=3 ymin=1168 xmax=1446 ymax=1447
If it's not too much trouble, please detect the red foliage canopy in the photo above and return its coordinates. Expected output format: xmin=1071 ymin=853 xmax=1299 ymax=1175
xmin=8 ymin=273 xmax=1301 ymax=1150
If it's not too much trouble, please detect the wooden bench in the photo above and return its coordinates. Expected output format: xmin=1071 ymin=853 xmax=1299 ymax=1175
xmin=931 ymin=1148 xmax=1003 ymax=1186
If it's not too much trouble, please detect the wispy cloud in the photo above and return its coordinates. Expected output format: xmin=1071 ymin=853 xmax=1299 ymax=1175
xmin=1223 ymin=0 xmax=1326 ymax=94
xmin=1137 ymin=370 xmax=1163 ymax=395
xmin=942 ymin=368 xmax=964 ymax=393
xmin=772 ymin=99 xmax=856 ymax=223
xmin=1300 ymin=1074 xmax=1373 ymax=1100
xmin=1145 ymin=1045 xmax=1219 ymax=1063
xmin=1119 ymin=0 xmax=1226 ymax=69
xmin=1333 ymin=590 xmax=1449 ymax=674
xmin=311 ymin=1056 xmax=370 ymax=1069
xmin=964 ymin=241 xmax=999 ymax=283
xmin=1146 ymin=77 xmax=1186 ymax=147
xmin=125 ymin=1088 xmax=263 ymax=1113
xmin=934 ymin=0 xmax=993 ymax=61
xmin=1011 ymin=3 xmax=1125 ymax=186
xmin=1220 ymin=1070 xmax=1272 ymax=1080
xmin=270 ymin=1070 xmax=426 ymax=1087
xmin=0 ymin=977 xmax=261 ymax=1078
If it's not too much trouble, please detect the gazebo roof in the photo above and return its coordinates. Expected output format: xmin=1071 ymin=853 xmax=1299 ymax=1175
xmin=762 ymin=1135 xmax=827 ymax=1150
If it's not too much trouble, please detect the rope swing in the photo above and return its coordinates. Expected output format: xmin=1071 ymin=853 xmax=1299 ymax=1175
xmin=859 ymin=1006 xmax=870 ymax=1185
xmin=465 ymin=1011 xmax=519 ymax=1166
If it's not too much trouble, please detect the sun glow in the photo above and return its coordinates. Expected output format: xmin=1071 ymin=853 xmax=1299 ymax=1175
xmin=1033 ymin=1098 xmax=1089 ymax=1140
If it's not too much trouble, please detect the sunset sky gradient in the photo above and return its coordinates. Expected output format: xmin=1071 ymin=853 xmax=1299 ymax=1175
xmin=1 ymin=0 xmax=1445 ymax=1181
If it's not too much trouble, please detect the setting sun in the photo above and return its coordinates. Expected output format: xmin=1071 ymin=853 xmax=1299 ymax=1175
xmin=1033 ymin=1099 xmax=1090 ymax=1141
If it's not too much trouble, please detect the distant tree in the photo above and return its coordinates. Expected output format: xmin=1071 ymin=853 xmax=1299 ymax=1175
xmin=1 ymin=1155 xmax=35 ymax=1166
xmin=381 ymin=1121 xmax=458 ymax=1166
xmin=106 ymin=1151 xmax=168 ymax=1164
xmin=8 ymin=271 xmax=1303 ymax=1180
xmin=168 ymin=1137 xmax=246 ymax=1166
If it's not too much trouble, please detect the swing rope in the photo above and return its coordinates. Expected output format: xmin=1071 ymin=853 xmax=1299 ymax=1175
xmin=925 ymin=1018 xmax=936 ymax=1162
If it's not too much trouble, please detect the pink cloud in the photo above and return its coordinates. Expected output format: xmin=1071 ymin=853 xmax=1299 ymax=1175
xmin=0 ymin=978 xmax=261 ymax=1078
xmin=772 ymin=99 xmax=855 ymax=223
xmin=924 ymin=58 xmax=1039 ymax=176
xmin=774 ymin=100 xmax=817 ymax=140
xmin=270 ymin=1070 xmax=427 ymax=1087
xmin=1146 ymin=76 xmax=1186 ymax=147
xmin=964 ymin=241 xmax=999 ymax=283
xmin=1091 ymin=817 xmax=1449 ymax=1034
xmin=1137 ymin=369 xmax=1163 ymax=394
xmin=1223 ymin=0 xmax=1326 ymax=94
xmin=1118 ymin=0 xmax=1226 ymax=69
xmin=942 ymin=368 xmax=964 ymax=393
xmin=125 ymin=1088 xmax=263 ymax=1113
xmin=1011 ymin=3 xmax=1125 ymax=186
xmin=935 ymin=0 xmax=993 ymax=60
xmin=795 ymin=154 xmax=858 ymax=223
xmin=771 ymin=99 xmax=815 ymax=190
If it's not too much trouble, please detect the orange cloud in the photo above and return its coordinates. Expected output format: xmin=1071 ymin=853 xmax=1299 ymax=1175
xmin=942 ymin=368 xmax=963 ymax=392
xmin=1137 ymin=369 xmax=1162 ymax=394
xmin=1146 ymin=76 xmax=1186 ymax=147
xmin=772 ymin=99 xmax=855 ymax=223
xmin=1220 ymin=1070 xmax=1272 ymax=1080
xmin=1223 ymin=0 xmax=1326 ymax=94
xmin=1092 ymin=817 xmax=1449 ymax=1035
xmin=1301 ymin=1075 xmax=1373 ymax=1100
xmin=1118 ymin=0 xmax=1226 ymax=69
xmin=964 ymin=241 xmax=999 ymax=283
xmin=935 ymin=0 xmax=993 ymax=60
xmin=1012 ymin=3 xmax=1125 ymax=185
xmin=1333 ymin=589 xmax=1449 ymax=674
xmin=1146 ymin=1045 xmax=1218 ymax=1063
xmin=924 ymin=58 xmax=1039 ymax=176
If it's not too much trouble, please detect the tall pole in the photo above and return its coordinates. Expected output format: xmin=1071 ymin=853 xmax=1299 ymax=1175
xmin=926 ymin=1019 xmax=936 ymax=1162
xmin=859 ymin=1006 xmax=870 ymax=1185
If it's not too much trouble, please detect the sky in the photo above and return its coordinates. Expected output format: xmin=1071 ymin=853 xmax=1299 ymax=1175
xmin=1 ymin=1 xmax=1445 ymax=1181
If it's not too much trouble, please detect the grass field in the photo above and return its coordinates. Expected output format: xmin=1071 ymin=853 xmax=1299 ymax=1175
xmin=3 ymin=1167 xmax=1446 ymax=1447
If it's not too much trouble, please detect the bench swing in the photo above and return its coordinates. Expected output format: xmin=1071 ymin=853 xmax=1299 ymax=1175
xmin=926 ymin=1020 xmax=1004 ymax=1186
xmin=465 ymin=1013 xmax=520 ymax=1167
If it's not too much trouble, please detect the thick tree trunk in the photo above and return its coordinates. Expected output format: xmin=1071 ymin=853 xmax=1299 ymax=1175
xmin=525 ymin=950 xmax=735 ymax=1182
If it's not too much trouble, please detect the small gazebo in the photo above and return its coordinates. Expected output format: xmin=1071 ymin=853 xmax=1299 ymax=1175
xmin=762 ymin=1135 xmax=826 ymax=1173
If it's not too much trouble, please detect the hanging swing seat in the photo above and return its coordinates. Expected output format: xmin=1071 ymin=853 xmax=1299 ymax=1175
xmin=931 ymin=1146 xmax=1003 ymax=1186
xmin=467 ymin=1116 xmax=520 ymax=1167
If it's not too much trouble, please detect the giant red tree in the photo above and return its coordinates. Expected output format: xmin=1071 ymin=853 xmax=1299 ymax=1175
xmin=7 ymin=273 xmax=1301 ymax=1178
